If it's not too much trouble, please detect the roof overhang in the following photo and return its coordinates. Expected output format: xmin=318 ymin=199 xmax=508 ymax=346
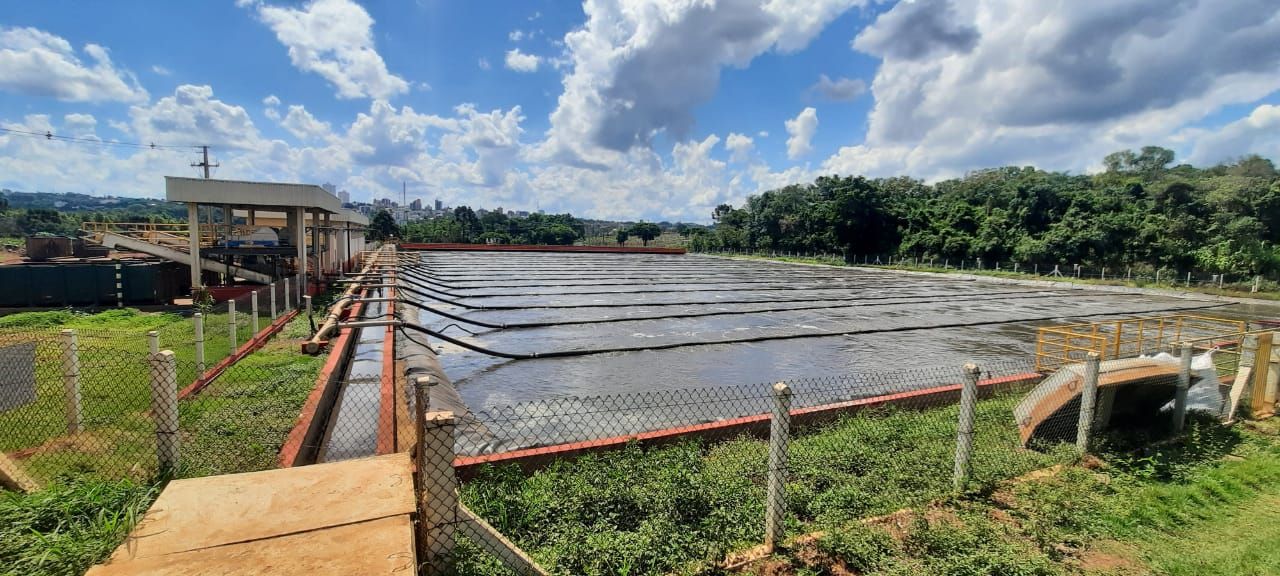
xmin=165 ymin=177 xmax=344 ymax=214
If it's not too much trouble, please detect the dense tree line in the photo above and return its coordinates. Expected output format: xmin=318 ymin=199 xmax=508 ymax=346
xmin=689 ymin=148 xmax=1280 ymax=276
xmin=396 ymin=207 xmax=585 ymax=245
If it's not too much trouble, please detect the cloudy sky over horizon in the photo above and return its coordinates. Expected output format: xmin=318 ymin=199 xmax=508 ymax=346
xmin=1 ymin=0 xmax=1278 ymax=221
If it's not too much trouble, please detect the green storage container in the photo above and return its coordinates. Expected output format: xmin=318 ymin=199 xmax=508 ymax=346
xmin=26 ymin=266 xmax=67 ymax=307
xmin=123 ymin=264 xmax=157 ymax=304
xmin=0 ymin=267 xmax=28 ymax=307
xmin=62 ymin=264 xmax=101 ymax=306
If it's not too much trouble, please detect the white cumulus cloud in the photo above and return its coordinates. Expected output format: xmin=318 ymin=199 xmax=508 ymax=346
xmin=536 ymin=0 xmax=865 ymax=167
xmin=504 ymin=48 xmax=540 ymax=73
xmin=725 ymin=132 xmax=754 ymax=162
xmin=831 ymin=0 xmax=1280 ymax=179
xmin=248 ymin=0 xmax=409 ymax=100
xmin=809 ymin=74 xmax=866 ymax=101
xmin=0 ymin=27 xmax=147 ymax=103
xmin=785 ymin=107 xmax=818 ymax=159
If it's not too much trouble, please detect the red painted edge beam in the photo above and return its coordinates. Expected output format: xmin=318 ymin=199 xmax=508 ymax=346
xmin=177 ymin=309 xmax=299 ymax=400
xmin=375 ymin=274 xmax=397 ymax=455
xmin=453 ymin=372 xmax=1043 ymax=478
xmin=278 ymin=292 xmax=367 ymax=468
xmin=400 ymin=243 xmax=686 ymax=255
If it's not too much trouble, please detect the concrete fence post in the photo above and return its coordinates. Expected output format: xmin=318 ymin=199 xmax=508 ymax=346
xmin=148 ymin=350 xmax=180 ymax=471
xmin=1255 ymin=275 xmax=1262 ymax=293
xmin=284 ymin=277 xmax=292 ymax=310
xmin=270 ymin=282 xmax=278 ymax=319
xmin=304 ymin=295 xmax=313 ymax=326
xmin=1155 ymin=269 xmax=1161 ymax=284
xmin=228 ymin=299 xmax=237 ymax=351
xmin=1076 ymin=352 xmax=1102 ymax=454
xmin=251 ymin=290 xmax=260 ymax=334
xmin=1173 ymin=342 xmax=1193 ymax=433
xmin=1186 ymin=271 xmax=1191 ymax=287
xmin=953 ymin=363 xmax=980 ymax=491
xmin=193 ymin=313 xmax=205 ymax=374
xmin=764 ymin=381 xmax=793 ymax=553
xmin=60 ymin=329 xmax=83 ymax=434
xmin=419 ymin=403 xmax=459 ymax=575
xmin=148 ymin=330 xmax=159 ymax=355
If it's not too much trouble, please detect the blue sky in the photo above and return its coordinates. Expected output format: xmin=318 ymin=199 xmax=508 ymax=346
xmin=1 ymin=0 xmax=1278 ymax=222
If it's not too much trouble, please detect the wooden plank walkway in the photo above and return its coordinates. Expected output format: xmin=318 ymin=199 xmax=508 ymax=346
xmin=87 ymin=453 xmax=416 ymax=575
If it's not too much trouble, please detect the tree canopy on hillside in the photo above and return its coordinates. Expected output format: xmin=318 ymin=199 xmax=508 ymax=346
xmin=690 ymin=149 xmax=1280 ymax=276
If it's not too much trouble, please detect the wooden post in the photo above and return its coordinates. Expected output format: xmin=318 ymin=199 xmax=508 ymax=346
xmin=764 ymin=382 xmax=792 ymax=553
xmin=1173 ymin=343 xmax=1193 ymax=433
xmin=60 ymin=329 xmax=83 ymax=434
xmin=953 ymin=363 xmax=980 ymax=491
xmin=148 ymin=350 xmax=180 ymax=471
xmin=1077 ymin=352 xmax=1101 ymax=454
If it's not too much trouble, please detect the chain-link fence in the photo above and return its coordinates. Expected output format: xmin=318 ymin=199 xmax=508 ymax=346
xmin=0 ymin=275 xmax=314 ymax=487
xmin=1 ymin=296 xmax=1254 ymax=576
xmin=423 ymin=350 xmax=1227 ymax=575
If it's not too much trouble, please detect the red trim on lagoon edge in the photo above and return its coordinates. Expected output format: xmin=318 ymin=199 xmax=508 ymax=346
xmin=400 ymin=243 xmax=686 ymax=255
xmin=452 ymin=372 xmax=1043 ymax=479
xmin=178 ymin=309 xmax=299 ymax=400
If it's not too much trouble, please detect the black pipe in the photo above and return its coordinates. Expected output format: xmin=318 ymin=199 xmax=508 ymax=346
xmin=398 ymin=302 xmax=1229 ymax=360
xmin=395 ymin=289 xmax=1087 ymax=330
xmin=397 ymin=267 xmax=976 ymax=296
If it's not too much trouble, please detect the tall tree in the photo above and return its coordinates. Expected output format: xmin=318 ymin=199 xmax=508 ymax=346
xmin=367 ymin=209 xmax=400 ymax=241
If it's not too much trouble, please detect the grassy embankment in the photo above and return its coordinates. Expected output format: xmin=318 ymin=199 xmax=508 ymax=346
xmin=1 ymin=306 xmax=326 ymax=575
xmin=454 ymin=395 xmax=1280 ymax=576
xmin=710 ymin=252 xmax=1280 ymax=302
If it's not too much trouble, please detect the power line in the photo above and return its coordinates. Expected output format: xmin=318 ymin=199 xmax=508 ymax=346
xmin=0 ymin=126 xmax=198 ymax=151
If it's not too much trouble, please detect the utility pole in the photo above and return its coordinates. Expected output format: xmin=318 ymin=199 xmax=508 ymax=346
xmin=191 ymin=145 xmax=218 ymax=179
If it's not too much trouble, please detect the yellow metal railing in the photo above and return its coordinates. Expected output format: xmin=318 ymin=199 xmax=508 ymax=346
xmin=80 ymin=221 xmax=324 ymax=251
xmin=1035 ymin=314 xmax=1249 ymax=373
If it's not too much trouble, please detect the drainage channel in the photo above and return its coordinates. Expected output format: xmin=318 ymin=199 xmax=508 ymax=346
xmin=303 ymin=247 xmax=475 ymax=465
xmin=317 ymin=292 xmax=387 ymax=462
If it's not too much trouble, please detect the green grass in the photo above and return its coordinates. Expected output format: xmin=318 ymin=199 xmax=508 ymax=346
xmin=743 ymin=416 xmax=1280 ymax=576
xmin=0 ymin=477 xmax=159 ymax=576
xmin=455 ymin=392 xmax=1073 ymax=576
xmin=456 ymin=403 xmax=1280 ymax=576
xmin=1 ymin=306 xmax=323 ymax=484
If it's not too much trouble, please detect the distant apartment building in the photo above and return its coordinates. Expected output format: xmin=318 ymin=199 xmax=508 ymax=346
xmin=410 ymin=198 xmax=423 ymax=211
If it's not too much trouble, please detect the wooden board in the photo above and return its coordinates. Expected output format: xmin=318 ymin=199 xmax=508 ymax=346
xmin=106 ymin=453 xmax=414 ymax=562
xmin=1250 ymin=333 xmax=1275 ymax=418
xmin=86 ymin=515 xmax=415 ymax=576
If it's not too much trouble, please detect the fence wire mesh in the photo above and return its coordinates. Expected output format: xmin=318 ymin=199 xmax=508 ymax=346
xmin=0 ymin=298 xmax=1251 ymax=576
xmin=0 ymin=276 xmax=313 ymax=486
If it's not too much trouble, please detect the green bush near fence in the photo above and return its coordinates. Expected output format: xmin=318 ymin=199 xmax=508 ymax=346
xmin=457 ymin=392 xmax=1071 ymax=576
